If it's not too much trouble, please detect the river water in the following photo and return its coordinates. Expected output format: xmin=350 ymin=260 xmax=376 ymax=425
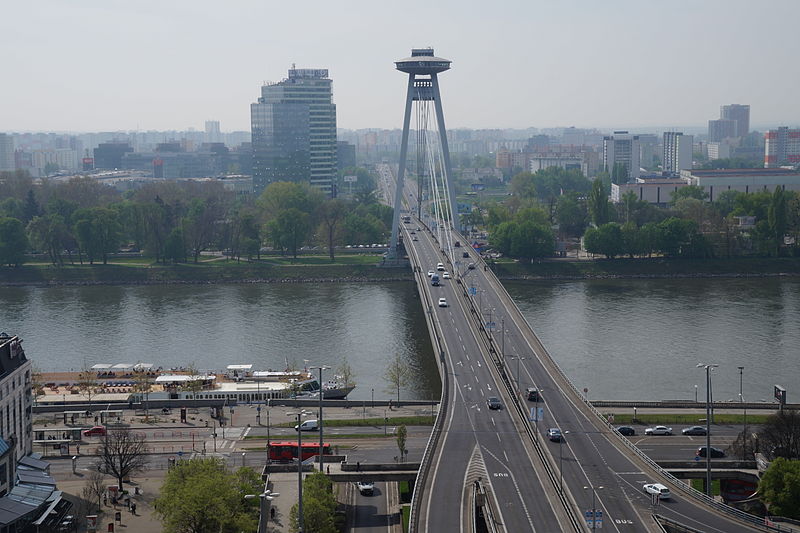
xmin=1 ymin=278 xmax=797 ymax=403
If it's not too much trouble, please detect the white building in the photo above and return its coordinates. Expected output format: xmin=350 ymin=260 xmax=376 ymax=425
xmin=764 ymin=127 xmax=800 ymax=168
xmin=603 ymin=131 xmax=641 ymax=181
xmin=681 ymin=168 xmax=800 ymax=201
xmin=663 ymin=132 xmax=693 ymax=172
xmin=611 ymin=177 xmax=688 ymax=204
xmin=0 ymin=333 xmax=33 ymax=489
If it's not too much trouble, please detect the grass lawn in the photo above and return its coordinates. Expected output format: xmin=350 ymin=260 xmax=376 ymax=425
xmin=690 ymin=478 xmax=721 ymax=495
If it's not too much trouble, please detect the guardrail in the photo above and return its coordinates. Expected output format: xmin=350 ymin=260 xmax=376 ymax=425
xmin=455 ymin=255 xmax=583 ymax=532
xmin=476 ymin=254 xmax=786 ymax=532
xmin=406 ymin=230 xmax=451 ymax=533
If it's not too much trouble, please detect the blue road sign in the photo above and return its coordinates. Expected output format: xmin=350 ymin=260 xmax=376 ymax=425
xmin=469 ymin=287 xmax=477 ymax=295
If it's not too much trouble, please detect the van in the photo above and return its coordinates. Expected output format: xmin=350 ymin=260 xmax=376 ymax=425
xmin=295 ymin=419 xmax=319 ymax=431
xmin=431 ymin=274 xmax=440 ymax=286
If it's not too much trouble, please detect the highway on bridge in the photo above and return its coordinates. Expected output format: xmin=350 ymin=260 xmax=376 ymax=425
xmin=377 ymin=163 xmax=771 ymax=532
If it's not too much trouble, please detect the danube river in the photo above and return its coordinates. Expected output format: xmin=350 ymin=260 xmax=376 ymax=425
xmin=1 ymin=278 xmax=797 ymax=403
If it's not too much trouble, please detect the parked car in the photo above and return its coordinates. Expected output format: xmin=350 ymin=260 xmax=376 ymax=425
xmin=616 ymin=426 xmax=636 ymax=436
xmin=643 ymin=483 xmax=671 ymax=499
xmin=682 ymin=426 xmax=708 ymax=436
xmin=644 ymin=426 xmax=673 ymax=436
xmin=356 ymin=481 xmax=374 ymax=496
xmin=547 ymin=428 xmax=563 ymax=442
xmin=696 ymin=446 xmax=725 ymax=458
xmin=438 ymin=298 xmax=448 ymax=307
xmin=82 ymin=426 xmax=106 ymax=437
xmin=486 ymin=397 xmax=502 ymax=410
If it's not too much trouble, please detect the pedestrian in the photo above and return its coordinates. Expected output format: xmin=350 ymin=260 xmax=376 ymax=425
xmin=270 ymin=507 xmax=275 ymax=520
xmin=103 ymin=494 xmax=107 ymax=506
xmin=388 ymin=399 xmax=393 ymax=410
xmin=327 ymin=465 xmax=330 ymax=474
xmin=131 ymin=503 xmax=136 ymax=515
xmin=356 ymin=461 xmax=360 ymax=472
xmin=76 ymin=444 xmax=80 ymax=454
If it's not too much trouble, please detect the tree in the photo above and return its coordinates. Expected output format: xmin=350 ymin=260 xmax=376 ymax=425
xmin=588 ymin=179 xmax=610 ymax=226
xmin=509 ymin=171 xmax=536 ymax=199
xmin=289 ymin=471 xmax=337 ymax=533
xmin=0 ymin=217 xmax=29 ymax=266
xmin=22 ymin=189 xmax=41 ymax=222
xmin=72 ymin=207 xmax=121 ymax=264
xmin=610 ymin=162 xmax=628 ymax=185
xmin=759 ymin=410 xmax=800 ymax=460
xmin=396 ymin=424 xmax=408 ymax=462
xmin=268 ymin=208 xmax=310 ymax=260
xmin=758 ymin=458 xmax=800 ymax=519
xmin=384 ymin=353 xmax=411 ymax=403
xmin=556 ymin=193 xmax=587 ymax=237
xmin=337 ymin=356 xmax=355 ymax=388
xmin=508 ymin=220 xmax=554 ymax=261
xmin=27 ymin=214 xmax=68 ymax=265
xmin=583 ymin=223 xmax=623 ymax=258
xmin=183 ymin=198 xmax=221 ymax=263
xmin=670 ymin=185 xmax=708 ymax=204
xmin=657 ymin=217 xmax=698 ymax=257
xmin=82 ymin=470 xmax=106 ymax=514
xmin=96 ymin=428 xmax=149 ymax=491
xmin=154 ymin=457 xmax=260 ymax=533
xmin=76 ymin=363 xmax=100 ymax=403
xmin=768 ymin=186 xmax=788 ymax=257
xmin=164 ymin=227 xmax=186 ymax=263
xmin=317 ymin=199 xmax=346 ymax=261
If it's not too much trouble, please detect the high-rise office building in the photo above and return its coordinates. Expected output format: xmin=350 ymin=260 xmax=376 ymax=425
xmin=720 ymin=104 xmax=750 ymax=138
xmin=663 ymin=132 xmax=694 ymax=173
xmin=603 ymin=131 xmax=641 ymax=182
xmin=0 ymin=134 xmax=14 ymax=171
xmin=764 ymin=127 xmax=800 ymax=168
xmin=708 ymin=119 xmax=738 ymax=142
xmin=250 ymin=67 xmax=337 ymax=195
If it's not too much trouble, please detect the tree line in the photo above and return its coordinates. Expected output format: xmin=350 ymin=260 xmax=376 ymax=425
xmin=475 ymin=167 xmax=800 ymax=261
xmin=0 ymin=169 xmax=391 ymax=266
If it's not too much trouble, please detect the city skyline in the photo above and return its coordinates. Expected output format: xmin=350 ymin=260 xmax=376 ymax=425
xmin=2 ymin=1 xmax=800 ymax=132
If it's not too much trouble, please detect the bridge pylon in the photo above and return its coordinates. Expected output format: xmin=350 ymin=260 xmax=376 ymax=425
xmin=388 ymin=48 xmax=458 ymax=261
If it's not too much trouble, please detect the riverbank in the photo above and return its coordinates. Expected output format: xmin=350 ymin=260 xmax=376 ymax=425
xmin=1 ymin=256 xmax=799 ymax=286
xmin=492 ymin=256 xmax=800 ymax=280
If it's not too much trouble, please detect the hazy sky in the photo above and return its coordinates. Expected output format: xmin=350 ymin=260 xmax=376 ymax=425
xmin=3 ymin=1 xmax=799 ymax=133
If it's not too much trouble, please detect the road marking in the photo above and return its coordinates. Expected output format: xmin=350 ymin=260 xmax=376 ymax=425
xmin=491 ymin=417 xmax=496 ymax=427
xmin=487 ymin=384 xmax=492 ymax=391
xmin=242 ymin=427 xmax=251 ymax=438
xmin=503 ymin=450 xmax=509 ymax=462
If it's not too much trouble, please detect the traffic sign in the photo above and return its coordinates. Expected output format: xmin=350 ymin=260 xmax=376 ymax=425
xmin=469 ymin=287 xmax=477 ymax=295
xmin=530 ymin=407 xmax=544 ymax=422
xmin=486 ymin=321 xmax=496 ymax=329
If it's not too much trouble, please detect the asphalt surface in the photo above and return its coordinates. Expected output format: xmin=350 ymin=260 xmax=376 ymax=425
xmin=379 ymin=160 xmax=767 ymax=532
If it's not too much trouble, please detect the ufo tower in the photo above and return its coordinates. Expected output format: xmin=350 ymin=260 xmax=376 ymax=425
xmin=388 ymin=48 xmax=458 ymax=260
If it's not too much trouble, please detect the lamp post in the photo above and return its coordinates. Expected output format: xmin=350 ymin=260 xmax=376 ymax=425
xmin=559 ymin=430 xmax=570 ymax=493
xmin=738 ymin=366 xmax=747 ymax=458
xmin=244 ymin=485 xmax=280 ymax=533
xmin=288 ymin=409 xmax=311 ymax=532
xmin=310 ymin=365 xmax=330 ymax=472
xmin=583 ymin=485 xmax=604 ymax=531
xmin=697 ymin=363 xmax=718 ymax=496
xmin=694 ymin=384 xmax=698 ymax=404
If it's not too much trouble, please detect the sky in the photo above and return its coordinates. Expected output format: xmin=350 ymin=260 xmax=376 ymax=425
xmin=3 ymin=0 xmax=799 ymax=133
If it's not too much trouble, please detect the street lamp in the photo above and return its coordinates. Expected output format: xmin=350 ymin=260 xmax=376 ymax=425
xmin=559 ymin=430 xmax=570 ymax=493
xmin=309 ymin=365 xmax=330 ymax=472
xmin=288 ymin=409 xmax=311 ymax=532
xmin=694 ymin=384 xmax=698 ymax=403
xmin=583 ymin=485 xmax=604 ymax=531
xmin=738 ymin=366 xmax=747 ymax=458
xmin=245 ymin=485 xmax=280 ymax=533
xmin=697 ymin=363 xmax=718 ymax=496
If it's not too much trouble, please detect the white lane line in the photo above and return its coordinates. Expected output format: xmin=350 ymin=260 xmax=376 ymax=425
xmin=503 ymin=450 xmax=509 ymax=462
xmin=487 ymin=384 xmax=492 ymax=391
xmin=491 ymin=417 xmax=496 ymax=427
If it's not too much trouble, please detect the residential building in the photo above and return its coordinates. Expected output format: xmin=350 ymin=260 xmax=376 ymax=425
xmin=707 ymin=142 xmax=731 ymax=161
xmin=637 ymin=134 xmax=659 ymax=170
xmin=764 ymin=127 xmax=800 ymax=168
xmin=250 ymin=67 xmax=337 ymax=195
xmin=603 ymin=131 xmax=641 ymax=181
xmin=528 ymin=150 xmax=599 ymax=177
xmin=720 ymin=104 xmax=750 ymax=138
xmin=205 ymin=120 xmax=221 ymax=144
xmin=0 ymin=333 xmax=33 ymax=476
xmin=708 ymin=119 xmax=738 ymax=142
xmin=0 ymin=134 xmax=14 ymax=171
xmin=663 ymin=132 xmax=694 ymax=172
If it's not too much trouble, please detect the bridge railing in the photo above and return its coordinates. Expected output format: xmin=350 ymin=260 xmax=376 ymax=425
xmin=406 ymin=232 xmax=450 ymax=533
xmin=474 ymin=255 xmax=783 ymax=532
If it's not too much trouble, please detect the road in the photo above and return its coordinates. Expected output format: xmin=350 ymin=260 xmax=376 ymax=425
xmin=375 ymin=162 xmax=770 ymax=532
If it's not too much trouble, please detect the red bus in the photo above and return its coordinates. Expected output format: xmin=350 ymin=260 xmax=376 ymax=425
xmin=268 ymin=441 xmax=332 ymax=462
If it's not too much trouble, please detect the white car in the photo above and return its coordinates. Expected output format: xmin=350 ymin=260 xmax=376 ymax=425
xmin=427 ymin=270 xmax=434 ymax=277
xmin=442 ymin=271 xmax=451 ymax=279
xmin=438 ymin=298 xmax=448 ymax=307
xmin=356 ymin=481 xmax=374 ymax=496
xmin=644 ymin=426 xmax=673 ymax=436
xmin=643 ymin=483 xmax=671 ymax=499
xmin=437 ymin=263 xmax=445 ymax=271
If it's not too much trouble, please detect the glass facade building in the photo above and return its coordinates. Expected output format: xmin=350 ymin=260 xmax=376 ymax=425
xmin=250 ymin=68 xmax=337 ymax=195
